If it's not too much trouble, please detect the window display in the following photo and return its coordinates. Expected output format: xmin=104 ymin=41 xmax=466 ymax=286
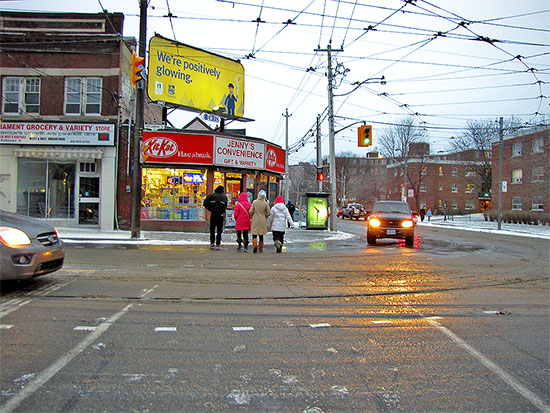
xmin=141 ymin=168 xmax=207 ymax=221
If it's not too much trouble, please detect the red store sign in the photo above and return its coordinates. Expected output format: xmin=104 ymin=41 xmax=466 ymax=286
xmin=142 ymin=131 xmax=285 ymax=173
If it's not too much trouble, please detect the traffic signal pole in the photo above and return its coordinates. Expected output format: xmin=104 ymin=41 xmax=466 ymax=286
xmin=316 ymin=114 xmax=322 ymax=192
xmin=130 ymin=0 xmax=147 ymax=239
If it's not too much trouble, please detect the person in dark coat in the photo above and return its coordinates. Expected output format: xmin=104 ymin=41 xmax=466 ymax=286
xmin=285 ymin=200 xmax=296 ymax=228
xmin=203 ymin=185 xmax=228 ymax=250
xmin=420 ymin=207 xmax=426 ymax=222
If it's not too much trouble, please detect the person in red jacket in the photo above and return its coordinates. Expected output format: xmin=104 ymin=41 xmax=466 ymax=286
xmin=233 ymin=192 xmax=252 ymax=252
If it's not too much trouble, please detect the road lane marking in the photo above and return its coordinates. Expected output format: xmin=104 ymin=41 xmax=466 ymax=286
xmin=73 ymin=326 xmax=97 ymax=332
xmin=427 ymin=319 xmax=550 ymax=413
xmin=155 ymin=327 xmax=177 ymax=332
xmin=0 ymin=304 xmax=133 ymax=413
xmin=0 ymin=325 xmax=14 ymax=330
xmin=309 ymin=323 xmax=331 ymax=328
xmin=140 ymin=284 xmax=159 ymax=298
xmin=0 ymin=299 xmax=31 ymax=320
xmin=232 ymin=326 xmax=254 ymax=331
xmin=371 ymin=320 xmax=392 ymax=324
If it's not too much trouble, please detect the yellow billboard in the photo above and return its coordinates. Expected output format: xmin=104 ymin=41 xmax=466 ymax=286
xmin=147 ymin=35 xmax=244 ymax=117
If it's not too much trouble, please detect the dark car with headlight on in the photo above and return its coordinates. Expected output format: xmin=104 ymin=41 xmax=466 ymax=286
xmin=367 ymin=201 xmax=415 ymax=246
xmin=0 ymin=210 xmax=65 ymax=281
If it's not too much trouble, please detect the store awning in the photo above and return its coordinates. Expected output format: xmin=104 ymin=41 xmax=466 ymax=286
xmin=12 ymin=148 xmax=103 ymax=159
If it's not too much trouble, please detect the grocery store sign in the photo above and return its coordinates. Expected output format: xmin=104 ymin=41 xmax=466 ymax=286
xmin=0 ymin=122 xmax=115 ymax=145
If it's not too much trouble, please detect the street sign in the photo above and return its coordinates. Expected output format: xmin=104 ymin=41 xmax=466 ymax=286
xmin=358 ymin=125 xmax=372 ymax=147
xmin=501 ymin=181 xmax=508 ymax=192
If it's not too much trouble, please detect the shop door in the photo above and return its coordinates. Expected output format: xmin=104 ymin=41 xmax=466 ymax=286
xmin=226 ymin=179 xmax=242 ymax=207
xmin=78 ymin=162 xmax=100 ymax=225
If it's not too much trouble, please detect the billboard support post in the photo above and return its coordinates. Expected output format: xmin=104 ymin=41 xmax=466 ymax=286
xmin=131 ymin=0 xmax=147 ymax=239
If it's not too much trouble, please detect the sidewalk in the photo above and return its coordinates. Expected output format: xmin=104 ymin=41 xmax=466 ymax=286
xmin=57 ymin=226 xmax=358 ymax=245
xmin=420 ymin=213 xmax=550 ymax=239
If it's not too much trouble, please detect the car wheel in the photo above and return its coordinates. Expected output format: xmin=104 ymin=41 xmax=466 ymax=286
xmin=367 ymin=235 xmax=376 ymax=245
xmin=405 ymin=235 xmax=414 ymax=247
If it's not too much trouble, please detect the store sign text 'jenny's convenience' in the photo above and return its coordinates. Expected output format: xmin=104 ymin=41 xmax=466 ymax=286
xmin=142 ymin=132 xmax=285 ymax=173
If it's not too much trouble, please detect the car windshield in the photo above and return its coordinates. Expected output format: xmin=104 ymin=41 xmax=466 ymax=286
xmin=373 ymin=202 xmax=410 ymax=214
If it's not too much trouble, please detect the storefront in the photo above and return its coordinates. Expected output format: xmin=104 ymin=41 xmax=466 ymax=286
xmin=0 ymin=121 xmax=116 ymax=230
xmin=140 ymin=130 xmax=285 ymax=231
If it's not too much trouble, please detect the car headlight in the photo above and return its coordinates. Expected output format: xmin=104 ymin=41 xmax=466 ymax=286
xmin=369 ymin=218 xmax=381 ymax=227
xmin=401 ymin=220 xmax=414 ymax=228
xmin=0 ymin=227 xmax=32 ymax=247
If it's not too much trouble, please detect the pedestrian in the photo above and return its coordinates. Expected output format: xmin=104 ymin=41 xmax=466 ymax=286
xmin=234 ymin=192 xmax=251 ymax=252
xmin=420 ymin=207 xmax=426 ymax=222
xmin=267 ymin=195 xmax=293 ymax=253
xmin=427 ymin=208 xmax=432 ymax=222
xmin=285 ymin=199 xmax=296 ymax=228
xmin=203 ymin=185 xmax=228 ymax=250
xmin=249 ymin=190 xmax=271 ymax=253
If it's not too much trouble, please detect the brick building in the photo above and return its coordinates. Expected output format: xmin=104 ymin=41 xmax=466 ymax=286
xmin=0 ymin=11 xmax=161 ymax=230
xmin=385 ymin=143 xmax=487 ymax=215
xmin=491 ymin=126 xmax=549 ymax=213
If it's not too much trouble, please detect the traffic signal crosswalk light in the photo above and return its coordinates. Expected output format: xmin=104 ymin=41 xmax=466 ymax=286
xmin=130 ymin=50 xmax=145 ymax=89
xmin=358 ymin=125 xmax=373 ymax=147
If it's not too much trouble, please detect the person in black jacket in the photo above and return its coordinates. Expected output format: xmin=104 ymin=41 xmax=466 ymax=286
xmin=203 ymin=185 xmax=228 ymax=250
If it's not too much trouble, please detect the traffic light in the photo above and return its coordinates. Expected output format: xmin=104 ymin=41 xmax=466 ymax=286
xmin=130 ymin=50 xmax=145 ymax=89
xmin=358 ymin=124 xmax=373 ymax=147
xmin=317 ymin=169 xmax=325 ymax=182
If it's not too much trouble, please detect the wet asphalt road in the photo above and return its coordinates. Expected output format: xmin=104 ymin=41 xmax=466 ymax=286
xmin=1 ymin=224 xmax=549 ymax=412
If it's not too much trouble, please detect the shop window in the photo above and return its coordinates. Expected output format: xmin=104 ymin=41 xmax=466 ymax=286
xmin=64 ymin=77 xmax=102 ymax=115
xmin=16 ymin=158 xmax=75 ymax=218
xmin=532 ymin=166 xmax=544 ymax=182
xmin=141 ymin=168 xmax=207 ymax=221
xmin=512 ymin=197 xmax=522 ymax=210
xmin=80 ymin=162 xmax=97 ymax=173
xmin=512 ymin=169 xmax=522 ymax=184
xmin=2 ymin=77 xmax=40 ymax=114
xmin=532 ymin=196 xmax=544 ymax=211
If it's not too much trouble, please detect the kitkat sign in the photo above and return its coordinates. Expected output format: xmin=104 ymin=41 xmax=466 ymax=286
xmin=265 ymin=144 xmax=285 ymax=173
xmin=142 ymin=132 xmax=213 ymax=164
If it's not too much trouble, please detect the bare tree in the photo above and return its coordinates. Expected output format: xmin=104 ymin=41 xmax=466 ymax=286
xmin=450 ymin=118 xmax=523 ymax=192
xmin=379 ymin=116 xmax=428 ymax=203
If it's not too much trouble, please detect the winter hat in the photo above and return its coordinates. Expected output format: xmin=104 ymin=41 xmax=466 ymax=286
xmin=258 ymin=190 xmax=267 ymax=199
xmin=275 ymin=195 xmax=284 ymax=204
xmin=214 ymin=185 xmax=224 ymax=194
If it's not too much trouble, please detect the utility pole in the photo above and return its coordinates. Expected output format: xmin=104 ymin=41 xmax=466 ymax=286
xmin=316 ymin=114 xmax=322 ymax=192
xmin=497 ymin=116 xmax=503 ymax=230
xmin=315 ymin=41 xmax=342 ymax=232
xmin=130 ymin=0 xmax=147 ymax=239
xmin=283 ymin=108 xmax=291 ymax=202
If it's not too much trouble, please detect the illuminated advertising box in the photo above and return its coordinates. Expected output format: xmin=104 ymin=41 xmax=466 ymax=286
xmin=306 ymin=193 xmax=329 ymax=230
xmin=148 ymin=35 xmax=245 ymax=117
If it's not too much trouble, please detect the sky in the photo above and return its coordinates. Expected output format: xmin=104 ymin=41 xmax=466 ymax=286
xmin=3 ymin=0 xmax=550 ymax=164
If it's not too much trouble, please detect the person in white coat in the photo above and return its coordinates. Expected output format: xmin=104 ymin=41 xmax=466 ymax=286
xmin=266 ymin=195 xmax=293 ymax=253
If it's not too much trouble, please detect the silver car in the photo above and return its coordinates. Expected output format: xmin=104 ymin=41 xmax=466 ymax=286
xmin=0 ymin=210 xmax=65 ymax=281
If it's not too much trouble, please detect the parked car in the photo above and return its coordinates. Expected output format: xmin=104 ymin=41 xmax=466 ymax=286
xmin=342 ymin=203 xmax=366 ymax=220
xmin=367 ymin=201 xmax=415 ymax=246
xmin=0 ymin=210 xmax=65 ymax=281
